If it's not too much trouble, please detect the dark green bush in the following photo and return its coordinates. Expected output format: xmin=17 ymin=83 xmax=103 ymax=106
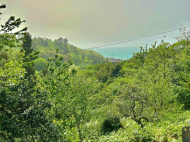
xmin=101 ymin=117 xmax=123 ymax=135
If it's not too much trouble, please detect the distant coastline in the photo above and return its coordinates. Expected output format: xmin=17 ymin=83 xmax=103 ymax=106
xmin=92 ymin=46 xmax=140 ymax=60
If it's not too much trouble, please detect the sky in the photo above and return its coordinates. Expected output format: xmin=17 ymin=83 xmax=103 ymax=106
xmin=0 ymin=0 xmax=190 ymax=50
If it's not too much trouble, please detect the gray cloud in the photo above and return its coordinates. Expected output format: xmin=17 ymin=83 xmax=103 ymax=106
xmin=0 ymin=0 xmax=190 ymax=48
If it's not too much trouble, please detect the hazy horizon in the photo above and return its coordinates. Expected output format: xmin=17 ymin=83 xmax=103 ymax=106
xmin=0 ymin=0 xmax=188 ymax=50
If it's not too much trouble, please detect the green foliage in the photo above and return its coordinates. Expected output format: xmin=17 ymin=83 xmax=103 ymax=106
xmin=31 ymin=36 xmax=108 ymax=69
xmin=81 ymin=39 xmax=190 ymax=140
xmin=39 ymin=49 xmax=99 ymax=141
xmin=34 ymin=57 xmax=46 ymax=71
xmin=0 ymin=4 xmax=27 ymax=50
xmin=21 ymin=32 xmax=40 ymax=78
xmin=97 ymin=111 xmax=190 ymax=142
xmin=111 ymin=63 xmax=122 ymax=77
xmin=2 ymin=6 xmax=190 ymax=141
xmin=0 ymin=57 xmax=62 ymax=141
xmin=101 ymin=117 xmax=123 ymax=135
xmin=22 ymin=32 xmax=33 ymax=57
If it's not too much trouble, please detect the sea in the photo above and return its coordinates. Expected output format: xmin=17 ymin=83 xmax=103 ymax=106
xmin=92 ymin=46 xmax=140 ymax=60
xmin=90 ymin=32 xmax=178 ymax=60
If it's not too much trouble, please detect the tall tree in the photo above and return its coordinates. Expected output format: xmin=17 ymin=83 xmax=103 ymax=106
xmin=22 ymin=32 xmax=33 ymax=57
xmin=21 ymin=32 xmax=39 ymax=78
xmin=0 ymin=55 xmax=62 ymax=142
xmin=0 ymin=3 xmax=27 ymax=64
xmin=0 ymin=4 xmax=62 ymax=141
xmin=0 ymin=3 xmax=27 ymax=51
xmin=63 ymin=38 xmax=69 ymax=54
xmin=63 ymin=38 xmax=68 ymax=48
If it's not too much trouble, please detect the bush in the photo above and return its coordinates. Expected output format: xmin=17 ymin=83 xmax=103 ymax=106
xmin=101 ymin=117 xmax=123 ymax=135
xmin=34 ymin=57 xmax=46 ymax=71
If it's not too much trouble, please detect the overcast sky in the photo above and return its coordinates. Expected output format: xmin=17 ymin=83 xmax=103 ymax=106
xmin=0 ymin=0 xmax=190 ymax=49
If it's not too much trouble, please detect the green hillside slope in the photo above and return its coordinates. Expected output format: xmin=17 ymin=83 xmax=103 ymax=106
xmin=31 ymin=36 xmax=109 ymax=70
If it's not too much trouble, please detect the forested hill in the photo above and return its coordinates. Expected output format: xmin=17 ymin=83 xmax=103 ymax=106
xmin=84 ymin=39 xmax=190 ymax=88
xmin=2 ymin=1 xmax=190 ymax=141
xmin=31 ymin=36 xmax=110 ymax=70
xmin=79 ymin=38 xmax=190 ymax=141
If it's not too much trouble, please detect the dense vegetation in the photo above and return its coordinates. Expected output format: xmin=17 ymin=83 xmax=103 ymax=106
xmin=1 ymin=3 xmax=190 ymax=142
xmin=31 ymin=36 xmax=109 ymax=70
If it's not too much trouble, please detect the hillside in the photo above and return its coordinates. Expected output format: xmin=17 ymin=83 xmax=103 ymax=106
xmin=2 ymin=31 xmax=190 ymax=141
xmin=79 ymin=39 xmax=190 ymax=141
xmin=31 ymin=36 xmax=110 ymax=70
xmin=2 ymin=2 xmax=190 ymax=141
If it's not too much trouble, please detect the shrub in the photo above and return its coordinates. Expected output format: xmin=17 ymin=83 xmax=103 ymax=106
xmin=101 ymin=117 xmax=123 ymax=135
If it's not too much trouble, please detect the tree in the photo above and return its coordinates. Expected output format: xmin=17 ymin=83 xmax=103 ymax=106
xmin=40 ymin=49 xmax=74 ymax=119
xmin=22 ymin=32 xmax=33 ymax=57
xmin=0 ymin=15 xmax=27 ymax=37
xmin=34 ymin=57 xmax=46 ymax=71
xmin=57 ymin=37 xmax=64 ymax=49
xmin=21 ymin=32 xmax=39 ymax=78
xmin=171 ymin=44 xmax=190 ymax=110
xmin=95 ymin=63 xmax=114 ymax=83
xmin=40 ymin=49 xmax=99 ymax=141
xmin=114 ymin=42 xmax=178 ymax=127
xmin=0 ymin=55 xmax=62 ymax=141
xmin=63 ymin=38 xmax=68 ymax=48
xmin=0 ymin=3 xmax=6 ymax=12
xmin=0 ymin=4 xmax=63 ymax=141
xmin=111 ymin=63 xmax=122 ymax=77
xmin=63 ymin=38 xmax=69 ymax=54
xmin=175 ymin=25 xmax=190 ymax=46
xmin=0 ymin=3 xmax=27 ymax=61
